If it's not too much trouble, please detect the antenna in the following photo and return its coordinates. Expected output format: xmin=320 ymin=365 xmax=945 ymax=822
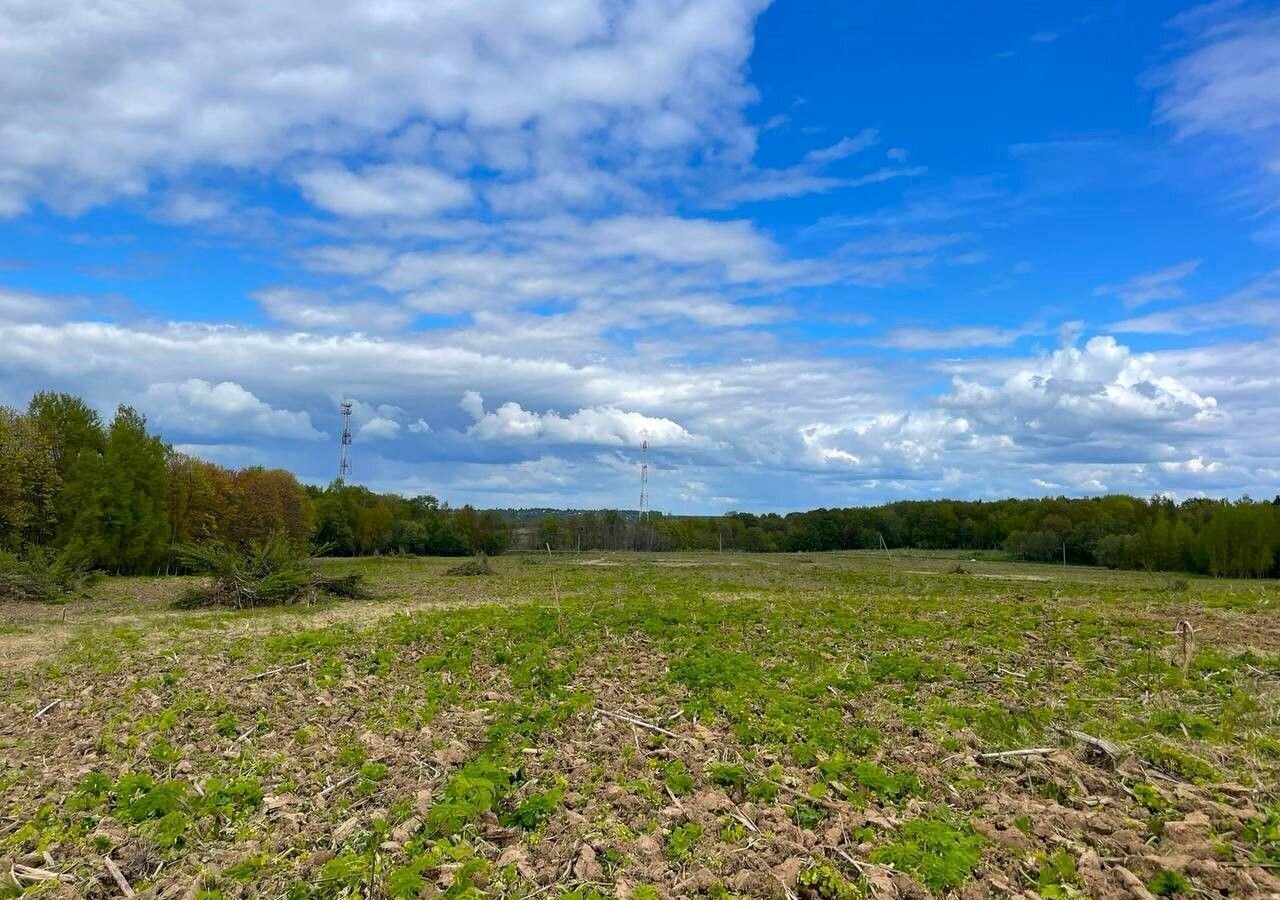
xmin=338 ymin=400 xmax=353 ymax=479
xmin=638 ymin=434 xmax=649 ymax=521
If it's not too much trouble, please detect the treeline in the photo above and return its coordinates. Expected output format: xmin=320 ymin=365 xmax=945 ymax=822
xmin=4 ymin=392 xmax=1279 ymax=578
xmin=0 ymin=392 xmax=504 ymax=573
xmin=612 ymin=496 xmax=1278 ymax=578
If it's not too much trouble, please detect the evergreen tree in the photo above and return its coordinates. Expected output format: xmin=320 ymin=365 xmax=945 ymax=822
xmin=94 ymin=406 xmax=170 ymax=573
xmin=26 ymin=392 xmax=106 ymax=545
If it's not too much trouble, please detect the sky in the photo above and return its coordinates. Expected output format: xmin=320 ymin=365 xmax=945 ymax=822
xmin=1 ymin=0 xmax=1279 ymax=513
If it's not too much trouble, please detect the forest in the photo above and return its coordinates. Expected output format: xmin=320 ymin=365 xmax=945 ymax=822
xmin=0 ymin=392 xmax=507 ymax=574
xmin=2 ymin=391 xmax=1278 ymax=578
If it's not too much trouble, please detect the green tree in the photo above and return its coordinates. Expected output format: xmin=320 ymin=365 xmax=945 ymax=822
xmin=92 ymin=406 xmax=170 ymax=572
xmin=0 ymin=407 xmax=60 ymax=549
xmin=26 ymin=392 xmax=106 ymax=545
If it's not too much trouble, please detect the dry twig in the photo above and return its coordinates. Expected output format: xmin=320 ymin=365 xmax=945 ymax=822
xmin=239 ymin=661 xmax=309 ymax=682
xmin=596 ymin=708 xmax=681 ymax=739
xmin=977 ymin=747 xmax=1056 ymax=760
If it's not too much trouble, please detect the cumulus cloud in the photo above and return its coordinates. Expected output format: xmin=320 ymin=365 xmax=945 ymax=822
xmin=358 ymin=416 xmax=401 ymax=440
xmin=1 ymin=288 xmax=1278 ymax=507
xmin=462 ymin=393 xmax=699 ymax=447
xmin=941 ymin=336 xmax=1224 ymax=457
xmin=142 ymin=379 xmax=325 ymax=441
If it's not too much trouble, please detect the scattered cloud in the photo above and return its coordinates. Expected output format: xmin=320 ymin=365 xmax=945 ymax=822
xmin=871 ymin=324 xmax=1037 ymax=351
xmin=803 ymin=129 xmax=879 ymax=165
xmin=295 ymin=165 xmax=473 ymax=219
xmin=255 ymin=288 xmax=414 ymax=333
xmin=1094 ymin=260 xmax=1200 ymax=308
xmin=1111 ymin=268 xmax=1280 ymax=333
xmin=0 ymin=0 xmax=768 ymax=215
xmin=1151 ymin=4 xmax=1280 ymax=210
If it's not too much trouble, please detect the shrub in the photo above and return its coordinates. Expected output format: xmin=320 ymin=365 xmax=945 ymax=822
xmin=175 ymin=533 xmax=366 ymax=608
xmin=0 ymin=547 xmax=92 ymax=603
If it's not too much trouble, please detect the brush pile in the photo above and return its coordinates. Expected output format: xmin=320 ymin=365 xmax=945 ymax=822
xmin=447 ymin=552 xmax=495 ymax=576
xmin=176 ymin=534 xmax=366 ymax=609
xmin=0 ymin=548 xmax=92 ymax=603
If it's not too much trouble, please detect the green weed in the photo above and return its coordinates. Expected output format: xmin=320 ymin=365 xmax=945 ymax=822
xmin=869 ymin=811 xmax=983 ymax=893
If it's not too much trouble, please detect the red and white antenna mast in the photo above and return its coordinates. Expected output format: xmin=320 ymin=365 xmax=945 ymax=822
xmin=638 ymin=434 xmax=649 ymax=520
xmin=338 ymin=400 xmax=353 ymax=479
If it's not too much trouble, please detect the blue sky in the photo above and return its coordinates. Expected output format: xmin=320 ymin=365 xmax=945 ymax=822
xmin=2 ymin=0 xmax=1278 ymax=511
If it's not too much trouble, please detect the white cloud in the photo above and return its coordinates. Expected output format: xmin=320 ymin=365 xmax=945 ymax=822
xmin=1151 ymin=5 xmax=1280 ymax=209
xmin=941 ymin=336 xmax=1225 ymax=452
xmin=348 ymin=212 xmax=827 ymax=324
xmin=460 ymin=391 xmax=486 ymax=421
xmin=295 ymin=164 xmax=473 ymax=218
xmin=803 ymin=129 xmax=879 ymax=165
xmin=2 ymin=303 xmax=1278 ymax=507
xmin=0 ymin=0 xmax=768 ymax=215
xmin=157 ymin=192 xmax=231 ymax=224
xmin=1111 ymin=268 xmax=1280 ymax=333
xmin=717 ymin=165 xmax=926 ymax=205
xmin=1156 ymin=7 xmax=1280 ymax=141
xmin=871 ymin=324 xmax=1036 ymax=351
xmin=358 ymin=416 xmax=401 ymax=440
xmin=1159 ymin=456 xmax=1221 ymax=475
xmin=1094 ymin=260 xmax=1199 ymax=308
xmin=408 ymin=418 xmax=431 ymax=434
xmin=463 ymin=393 xmax=699 ymax=447
xmin=142 ymin=379 xmax=325 ymax=441
xmin=254 ymin=287 xmax=413 ymax=333
xmin=0 ymin=288 xmax=64 ymax=322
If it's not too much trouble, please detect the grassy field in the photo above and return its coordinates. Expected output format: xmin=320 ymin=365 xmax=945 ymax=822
xmin=2 ymin=552 xmax=1279 ymax=899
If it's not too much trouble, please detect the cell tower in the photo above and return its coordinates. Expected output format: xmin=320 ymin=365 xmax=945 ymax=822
xmin=638 ymin=435 xmax=649 ymax=521
xmin=338 ymin=401 xmax=353 ymax=479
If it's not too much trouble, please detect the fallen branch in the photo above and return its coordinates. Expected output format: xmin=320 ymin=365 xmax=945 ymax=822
xmin=103 ymin=857 xmax=135 ymax=897
xmin=239 ymin=661 xmax=309 ymax=682
xmin=596 ymin=708 xmax=681 ymax=739
xmin=12 ymin=863 xmax=74 ymax=884
xmin=1057 ymin=727 xmax=1122 ymax=764
xmin=35 ymin=698 xmax=62 ymax=719
xmin=317 ymin=772 xmax=359 ymax=799
xmin=977 ymin=748 xmax=1056 ymax=760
